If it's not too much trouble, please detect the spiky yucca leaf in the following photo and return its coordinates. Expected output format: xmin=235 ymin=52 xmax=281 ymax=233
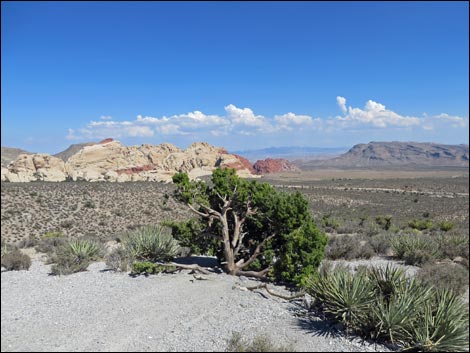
xmin=68 ymin=239 xmax=100 ymax=261
xmin=307 ymin=268 xmax=375 ymax=329
xmin=123 ymin=225 xmax=180 ymax=262
xmin=403 ymin=289 xmax=469 ymax=352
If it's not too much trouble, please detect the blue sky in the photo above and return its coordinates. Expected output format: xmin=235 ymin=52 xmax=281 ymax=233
xmin=1 ymin=1 xmax=469 ymax=154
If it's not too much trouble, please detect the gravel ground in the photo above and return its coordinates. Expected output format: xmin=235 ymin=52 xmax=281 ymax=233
xmin=1 ymin=258 xmax=390 ymax=352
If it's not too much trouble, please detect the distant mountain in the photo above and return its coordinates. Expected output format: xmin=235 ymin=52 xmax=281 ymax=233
xmin=54 ymin=142 xmax=96 ymax=162
xmin=1 ymin=147 xmax=34 ymax=165
xmin=232 ymin=146 xmax=348 ymax=162
xmin=295 ymin=142 xmax=469 ymax=169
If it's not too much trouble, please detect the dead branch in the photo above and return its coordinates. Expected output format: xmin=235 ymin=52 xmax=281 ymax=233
xmin=161 ymin=262 xmax=211 ymax=275
xmin=240 ymin=283 xmax=306 ymax=300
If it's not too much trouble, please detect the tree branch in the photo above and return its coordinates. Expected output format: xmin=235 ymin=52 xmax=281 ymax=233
xmin=239 ymin=233 xmax=276 ymax=270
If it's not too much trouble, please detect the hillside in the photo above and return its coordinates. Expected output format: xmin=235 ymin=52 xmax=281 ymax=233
xmin=53 ymin=142 xmax=96 ymax=161
xmin=1 ymin=147 xmax=33 ymax=165
xmin=295 ymin=142 xmax=469 ymax=170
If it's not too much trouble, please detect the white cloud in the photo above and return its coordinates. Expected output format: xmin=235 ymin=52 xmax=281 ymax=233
xmin=100 ymin=115 xmax=113 ymax=120
xmin=336 ymin=96 xmax=347 ymax=114
xmin=66 ymin=100 xmax=467 ymax=142
xmin=334 ymin=98 xmax=421 ymax=128
xmin=224 ymin=104 xmax=268 ymax=128
xmin=275 ymin=112 xmax=313 ymax=126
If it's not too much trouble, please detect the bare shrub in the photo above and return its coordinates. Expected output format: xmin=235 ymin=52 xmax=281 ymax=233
xmin=1 ymin=250 xmax=31 ymax=271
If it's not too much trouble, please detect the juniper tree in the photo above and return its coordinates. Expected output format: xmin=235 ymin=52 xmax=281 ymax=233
xmin=172 ymin=168 xmax=327 ymax=286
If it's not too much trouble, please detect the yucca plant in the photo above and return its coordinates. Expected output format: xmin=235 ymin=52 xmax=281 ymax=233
xmin=68 ymin=239 xmax=100 ymax=262
xmin=307 ymin=268 xmax=375 ymax=330
xmin=367 ymin=265 xmax=407 ymax=301
xmin=370 ymin=278 xmax=433 ymax=345
xmin=122 ymin=225 xmax=180 ymax=262
xmin=403 ymin=289 xmax=469 ymax=352
xmin=390 ymin=234 xmax=441 ymax=265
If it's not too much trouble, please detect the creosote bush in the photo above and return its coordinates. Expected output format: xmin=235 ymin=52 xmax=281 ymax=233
xmin=306 ymin=265 xmax=469 ymax=351
xmin=1 ymin=249 xmax=32 ymax=271
xmin=226 ymin=332 xmax=294 ymax=352
xmin=50 ymin=239 xmax=101 ymax=275
xmin=417 ymin=263 xmax=469 ymax=296
xmin=325 ymin=235 xmax=375 ymax=260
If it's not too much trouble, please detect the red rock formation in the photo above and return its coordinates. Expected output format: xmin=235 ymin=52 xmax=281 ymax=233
xmin=98 ymin=138 xmax=114 ymax=144
xmin=116 ymin=165 xmax=154 ymax=175
xmin=234 ymin=154 xmax=256 ymax=173
xmin=253 ymin=158 xmax=299 ymax=174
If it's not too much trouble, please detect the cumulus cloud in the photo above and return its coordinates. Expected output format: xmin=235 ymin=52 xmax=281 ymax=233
xmin=66 ymin=100 xmax=467 ymax=142
xmin=336 ymin=96 xmax=347 ymax=114
xmin=334 ymin=98 xmax=421 ymax=128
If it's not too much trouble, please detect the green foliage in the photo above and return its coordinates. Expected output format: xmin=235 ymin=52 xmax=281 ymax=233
xmin=306 ymin=265 xmax=469 ymax=351
xmin=173 ymin=168 xmax=327 ymax=286
xmin=375 ymin=215 xmax=393 ymax=231
xmin=433 ymin=232 xmax=469 ymax=262
xmin=68 ymin=239 xmax=101 ymax=261
xmin=226 ymin=332 xmax=294 ymax=352
xmin=122 ymin=225 xmax=180 ymax=262
xmin=163 ymin=219 xmax=218 ymax=256
xmin=402 ymin=289 xmax=469 ymax=352
xmin=131 ymin=261 xmax=176 ymax=275
xmin=408 ymin=219 xmax=433 ymax=231
xmin=390 ymin=234 xmax=441 ymax=266
xmin=49 ymin=239 xmax=101 ymax=275
xmin=320 ymin=214 xmax=340 ymax=231
xmin=307 ymin=267 xmax=375 ymax=329
xmin=1 ymin=249 xmax=32 ymax=271
xmin=438 ymin=220 xmax=455 ymax=232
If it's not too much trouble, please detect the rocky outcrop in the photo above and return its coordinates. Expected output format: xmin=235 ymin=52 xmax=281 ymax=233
xmin=2 ymin=154 xmax=67 ymax=182
xmin=253 ymin=158 xmax=300 ymax=174
xmin=2 ymin=139 xmax=258 ymax=182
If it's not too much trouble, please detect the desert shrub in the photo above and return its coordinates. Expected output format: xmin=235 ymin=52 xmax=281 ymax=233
xmin=438 ymin=220 xmax=455 ymax=232
xmin=122 ymin=225 xmax=180 ymax=262
xmin=226 ymin=332 xmax=293 ymax=352
xmin=321 ymin=214 xmax=340 ymax=231
xmin=408 ymin=219 xmax=433 ymax=231
xmin=433 ymin=233 xmax=469 ymax=262
xmin=84 ymin=200 xmax=95 ymax=209
xmin=17 ymin=236 xmax=39 ymax=249
xmin=1 ymin=250 xmax=31 ymax=271
xmin=130 ymin=261 xmax=176 ymax=275
xmin=402 ymin=289 xmax=469 ymax=352
xmin=325 ymin=235 xmax=375 ymax=260
xmin=305 ymin=265 xmax=469 ymax=351
xmin=105 ymin=246 xmax=132 ymax=272
xmin=50 ymin=239 xmax=101 ymax=275
xmin=307 ymin=267 xmax=375 ymax=329
xmin=173 ymin=168 xmax=327 ymax=287
xmin=34 ymin=234 xmax=69 ymax=259
xmin=390 ymin=234 xmax=441 ymax=266
xmin=368 ymin=232 xmax=392 ymax=255
xmin=163 ymin=218 xmax=217 ymax=256
xmin=375 ymin=215 xmax=393 ymax=231
xmin=335 ymin=219 xmax=357 ymax=234
xmin=417 ymin=263 xmax=469 ymax=296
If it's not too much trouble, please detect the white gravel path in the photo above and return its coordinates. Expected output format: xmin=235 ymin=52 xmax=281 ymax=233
xmin=1 ymin=259 xmax=389 ymax=352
